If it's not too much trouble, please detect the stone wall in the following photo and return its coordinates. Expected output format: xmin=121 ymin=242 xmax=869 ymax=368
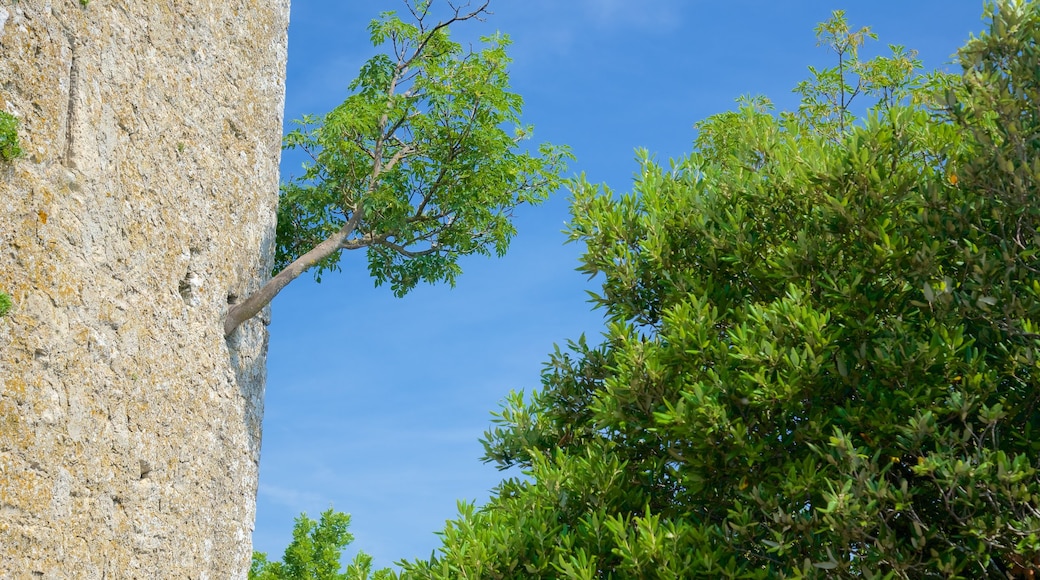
xmin=0 ymin=0 xmax=289 ymax=576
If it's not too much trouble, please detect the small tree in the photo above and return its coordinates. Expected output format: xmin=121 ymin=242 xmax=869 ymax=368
xmin=225 ymin=0 xmax=570 ymax=335
xmin=250 ymin=508 xmax=396 ymax=580
xmin=399 ymin=2 xmax=1040 ymax=578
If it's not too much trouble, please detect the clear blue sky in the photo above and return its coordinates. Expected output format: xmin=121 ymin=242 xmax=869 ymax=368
xmin=252 ymin=0 xmax=985 ymax=569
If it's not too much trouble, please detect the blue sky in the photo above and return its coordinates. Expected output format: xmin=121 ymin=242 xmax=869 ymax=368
xmin=252 ymin=0 xmax=985 ymax=568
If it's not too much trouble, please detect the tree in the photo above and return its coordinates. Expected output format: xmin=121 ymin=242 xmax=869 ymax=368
xmin=398 ymin=2 xmax=1040 ymax=578
xmin=224 ymin=0 xmax=571 ymax=336
xmin=250 ymin=508 xmax=396 ymax=580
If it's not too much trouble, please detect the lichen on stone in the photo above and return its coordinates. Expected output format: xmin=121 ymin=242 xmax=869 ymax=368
xmin=0 ymin=0 xmax=289 ymax=576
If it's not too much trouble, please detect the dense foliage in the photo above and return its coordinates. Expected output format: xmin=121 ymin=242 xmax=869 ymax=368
xmin=395 ymin=2 xmax=1040 ymax=578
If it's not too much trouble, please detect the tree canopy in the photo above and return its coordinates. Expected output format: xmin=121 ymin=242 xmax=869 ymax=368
xmin=224 ymin=0 xmax=570 ymax=335
xmin=250 ymin=509 xmax=395 ymax=580
xmin=393 ymin=2 xmax=1040 ymax=577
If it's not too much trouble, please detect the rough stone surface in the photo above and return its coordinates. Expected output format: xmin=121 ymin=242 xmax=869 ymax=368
xmin=0 ymin=0 xmax=289 ymax=577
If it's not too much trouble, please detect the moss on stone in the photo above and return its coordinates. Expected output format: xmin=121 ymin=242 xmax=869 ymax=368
xmin=0 ymin=111 xmax=22 ymax=162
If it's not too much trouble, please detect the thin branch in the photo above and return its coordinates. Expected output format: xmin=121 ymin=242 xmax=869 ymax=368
xmin=379 ymin=237 xmax=440 ymax=258
xmin=414 ymin=167 xmax=449 ymax=216
xmin=408 ymin=209 xmax=450 ymax=224
xmin=398 ymin=0 xmax=491 ymax=74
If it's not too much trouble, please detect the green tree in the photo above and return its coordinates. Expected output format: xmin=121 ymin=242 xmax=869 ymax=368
xmin=251 ymin=508 xmax=397 ymax=580
xmin=399 ymin=2 xmax=1040 ymax=578
xmin=224 ymin=0 xmax=570 ymax=335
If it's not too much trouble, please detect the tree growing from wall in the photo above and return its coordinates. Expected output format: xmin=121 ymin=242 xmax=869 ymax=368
xmin=224 ymin=0 xmax=570 ymax=335
xmin=395 ymin=2 xmax=1040 ymax=577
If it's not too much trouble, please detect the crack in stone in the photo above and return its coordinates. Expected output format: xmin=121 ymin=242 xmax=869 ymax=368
xmin=64 ymin=36 xmax=80 ymax=167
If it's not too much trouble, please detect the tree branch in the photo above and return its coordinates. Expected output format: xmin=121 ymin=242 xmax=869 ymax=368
xmin=224 ymin=207 xmax=364 ymax=336
xmin=400 ymin=1 xmax=491 ymax=73
xmin=383 ymin=143 xmax=415 ymax=174
xmin=379 ymin=237 xmax=440 ymax=258
xmin=340 ymin=232 xmax=386 ymax=250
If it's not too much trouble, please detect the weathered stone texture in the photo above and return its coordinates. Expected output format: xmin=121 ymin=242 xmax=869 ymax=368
xmin=0 ymin=0 xmax=289 ymax=577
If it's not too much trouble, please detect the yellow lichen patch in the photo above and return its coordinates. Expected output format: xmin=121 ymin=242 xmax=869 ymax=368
xmin=0 ymin=401 xmax=32 ymax=462
xmin=3 ymin=375 xmax=27 ymax=400
xmin=0 ymin=467 xmax=48 ymax=514
xmin=0 ymin=407 xmax=22 ymax=441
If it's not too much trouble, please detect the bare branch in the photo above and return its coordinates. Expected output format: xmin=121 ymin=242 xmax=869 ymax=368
xmin=398 ymin=0 xmax=491 ymax=74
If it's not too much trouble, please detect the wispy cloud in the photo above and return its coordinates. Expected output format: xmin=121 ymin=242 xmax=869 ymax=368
xmin=578 ymin=0 xmax=683 ymax=31
xmin=257 ymin=483 xmax=325 ymax=513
